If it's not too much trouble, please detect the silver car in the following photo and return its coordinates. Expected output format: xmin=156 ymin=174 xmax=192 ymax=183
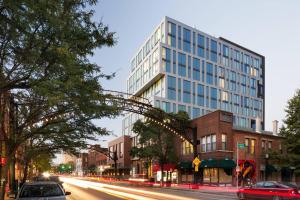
xmin=15 ymin=181 xmax=71 ymax=200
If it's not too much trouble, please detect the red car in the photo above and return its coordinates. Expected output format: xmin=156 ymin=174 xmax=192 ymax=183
xmin=237 ymin=181 xmax=300 ymax=200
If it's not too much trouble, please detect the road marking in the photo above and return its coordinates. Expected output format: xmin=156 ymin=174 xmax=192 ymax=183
xmin=61 ymin=177 xmax=155 ymax=200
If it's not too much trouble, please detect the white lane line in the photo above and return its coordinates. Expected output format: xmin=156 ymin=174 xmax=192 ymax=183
xmin=61 ymin=177 xmax=155 ymax=200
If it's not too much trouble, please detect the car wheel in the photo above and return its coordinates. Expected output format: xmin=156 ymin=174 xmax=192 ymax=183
xmin=238 ymin=192 xmax=245 ymax=200
xmin=272 ymin=196 xmax=281 ymax=200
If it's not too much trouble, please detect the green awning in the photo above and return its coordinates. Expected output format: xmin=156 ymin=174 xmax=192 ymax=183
xmin=178 ymin=161 xmax=193 ymax=169
xmin=200 ymin=159 xmax=236 ymax=168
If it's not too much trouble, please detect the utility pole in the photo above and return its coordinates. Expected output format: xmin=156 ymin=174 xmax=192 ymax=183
xmin=236 ymin=141 xmax=239 ymax=190
xmin=192 ymin=127 xmax=199 ymax=184
xmin=89 ymin=146 xmax=118 ymax=178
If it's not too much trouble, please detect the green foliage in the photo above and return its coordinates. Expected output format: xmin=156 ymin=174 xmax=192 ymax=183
xmin=131 ymin=109 xmax=190 ymax=177
xmin=32 ymin=153 xmax=53 ymax=173
xmin=0 ymin=0 xmax=121 ymax=158
xmin=88 ymin=164 xmax=97 ymax=173
xmin=278 ymin=89 xmax=300 ymax=172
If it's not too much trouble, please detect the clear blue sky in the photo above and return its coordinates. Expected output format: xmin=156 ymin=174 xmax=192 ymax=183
xmin=89 ymin=0 xmax=300 ymax=147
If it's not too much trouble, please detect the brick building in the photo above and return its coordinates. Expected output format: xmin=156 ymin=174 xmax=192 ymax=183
xmin=107 ymin=136 xmax=131 ymax=176
xmin=75 ymin=153 xmax=88 ymax=176
xmin=87 ymin=145 xmax=108 ymax=175
xmin=174 ymin=110 xmax=284 ymax=185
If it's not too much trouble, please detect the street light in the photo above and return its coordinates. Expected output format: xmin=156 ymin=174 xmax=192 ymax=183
xmin=265 ymin=153 xmax=269 ymax=181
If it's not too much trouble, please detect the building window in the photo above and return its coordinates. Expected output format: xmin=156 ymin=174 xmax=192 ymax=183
xmin=197 ymin=84 xmax=204 ymax=106
xmin=212 ymin=135 xmax=216 ymax=151
xmin=192 ymin=58 xmax=200 ymax=81
xmin=183 ymin=80 xmax=191 ymax=103
xmin=119 ymin=142 xmax=124 ymax=158
xmin=182 ymin=140 xmax=193 ymax=155
xmin=210 ymin=39 xmax=217 ymax=63
xmin=222 ymin=134 xmax=227 ymax=150
xmin=279 ymin=143 xmax=282 ymax=153
xmin=222 ymin=45 xmax=229 ymax=66
xmin=178 ymin=78 xmax=181 ymax=101
xmin=162 ymin=101 xmax=170 ymax=113
xmin=201 ymin=137 xmax=206 ymax=152
xmin=250 ymin=139 xmax=255 ymax=154
xmin=197 ymin=34 xmax=205 ymax=58
xmin=206 ymin=135 xmax=211 ymax=152
xmin=162 ymin=47 xmax=171 ymax=73
xmin=268 ymin=141 xmax=272 ymax=149
xmin=219 ymin=78 xmax=225 ymax=88
xmin=245 ymin=138 xmax=249 ymax=153
xmin=206 ymin=62 xmax=214 ymax=85
xmin=167 ymin=76 xmax=176 ymax=100
xmin=192 ymin=107 xmax=200 ymax=118
xmin=183 ymin=28 xmax=191 ymax=53
xmin=178 ymin=52 xmax=186 ymax=77
xmin=262 ymin=140 xmax=265 ymax=151
xmin=167 ymin=22 xmax=176 ymax=48
xmin=210 ymin=87 xmax=217 ymax=109
xmin=178 ymin=25 xmax=182 ymax=49
xmin=178 ymin=104 xmax=186 ymax=112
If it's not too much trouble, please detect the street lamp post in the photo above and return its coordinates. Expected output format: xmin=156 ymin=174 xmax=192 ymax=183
xmin=265 ymin=153 xmax=269 ymax=181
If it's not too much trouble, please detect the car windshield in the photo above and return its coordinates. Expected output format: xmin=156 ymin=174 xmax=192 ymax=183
xmin=20 ymin=184 xmax=64 ymax=197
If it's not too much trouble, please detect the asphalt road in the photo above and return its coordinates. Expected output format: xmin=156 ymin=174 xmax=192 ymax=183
xmin=62 ymin=177 xmax=237 ymax=200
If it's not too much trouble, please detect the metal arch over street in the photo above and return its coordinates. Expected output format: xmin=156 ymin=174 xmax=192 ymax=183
xmin=101 ymin=89 xmax=194 ymax=145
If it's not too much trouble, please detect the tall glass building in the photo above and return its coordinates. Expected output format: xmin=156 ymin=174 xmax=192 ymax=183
xmin=122 ymin=16 xmax=265 ymax=139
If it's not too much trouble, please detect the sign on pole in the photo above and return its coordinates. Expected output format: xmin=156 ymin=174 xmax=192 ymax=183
xmin=193 ymin=157 xmax=201 ymax=172
xmin=238 ymin=143 xmax=245 ymax=149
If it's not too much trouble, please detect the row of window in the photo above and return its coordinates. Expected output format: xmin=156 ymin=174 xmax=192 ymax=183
xmin=128 ymin=48 xmax=160 ymax=94
xmin=167 ymin=21 xmax=262 ymax=70
xmin=108 ymin=142 xmax=124 ymax=159
xmin=131 ymin=22 xmax=165 ymax=72
xmin=163 ymin=48 xmax=260 ymax=85
xmin=167 ymin=75 xmax=263 ymax=111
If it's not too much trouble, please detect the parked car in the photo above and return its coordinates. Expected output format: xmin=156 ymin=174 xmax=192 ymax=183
xmin=237 ymin=181 xmax=300 ymax=200
xmin=14 ymin=181 xmax=71 ymax=200
xmin=32 ymin=175 xmax=64 ymax=188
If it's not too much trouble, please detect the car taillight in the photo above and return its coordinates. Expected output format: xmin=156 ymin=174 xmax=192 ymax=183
xmin=290 ymin=189 xmax=299 ymax=194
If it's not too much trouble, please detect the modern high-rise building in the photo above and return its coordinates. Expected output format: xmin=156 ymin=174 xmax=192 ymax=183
xmin=122 ymin=16 xmax=265 ymax=138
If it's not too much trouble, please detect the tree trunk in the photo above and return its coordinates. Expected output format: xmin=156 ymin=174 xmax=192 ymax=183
xmin=114 ymin=160 xmax=117 ymax=179
xmin=22 ymin=160 xmax=29 ymax=184
xmin=160 ymin=163 xmax=164 ymax=187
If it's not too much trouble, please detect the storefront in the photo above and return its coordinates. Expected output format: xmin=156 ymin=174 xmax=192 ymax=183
xmin=200 ymin=158 xmax=235 ymax=185
xmin=152 ymin=163 xmax=177 ymax=182
xmin=178 ymin=161 xmax=193 ymax=183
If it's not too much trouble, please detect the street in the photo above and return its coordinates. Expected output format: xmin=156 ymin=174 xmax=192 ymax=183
xmin=61 ymin=177 xmax=237 ymax=200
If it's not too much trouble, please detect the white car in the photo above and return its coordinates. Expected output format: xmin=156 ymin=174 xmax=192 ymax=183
xmin=15 ymin=181 xmax=71 ymax=200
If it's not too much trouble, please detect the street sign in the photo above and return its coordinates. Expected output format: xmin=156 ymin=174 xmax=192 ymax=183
xmin=238 ymin=143 xmax=245 ymax=149
xmin=193 ymin=157 xmax=201 ymax=172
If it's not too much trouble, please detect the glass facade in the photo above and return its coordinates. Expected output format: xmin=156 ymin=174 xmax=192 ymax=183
xmin=123 ymin=17 xmax=265 ymax=135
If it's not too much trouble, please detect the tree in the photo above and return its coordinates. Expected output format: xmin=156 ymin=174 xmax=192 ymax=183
xmin=131 ymin=109 xmax=190 ymax=185
xmin=0 ymin=0 xmax=120 ymax=197
xmin=277 ymin=89 xmax=300 ymax=174
xmin=88 ymin=164 xmax=97 ymax=174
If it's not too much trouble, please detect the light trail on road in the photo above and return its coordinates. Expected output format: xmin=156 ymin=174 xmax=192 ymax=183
xmin=60 ymin=177 xmax=199 ymax=200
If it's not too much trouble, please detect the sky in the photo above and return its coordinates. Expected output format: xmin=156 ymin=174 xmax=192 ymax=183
xmin=87 ymin=0 xmax=300 ymax=148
